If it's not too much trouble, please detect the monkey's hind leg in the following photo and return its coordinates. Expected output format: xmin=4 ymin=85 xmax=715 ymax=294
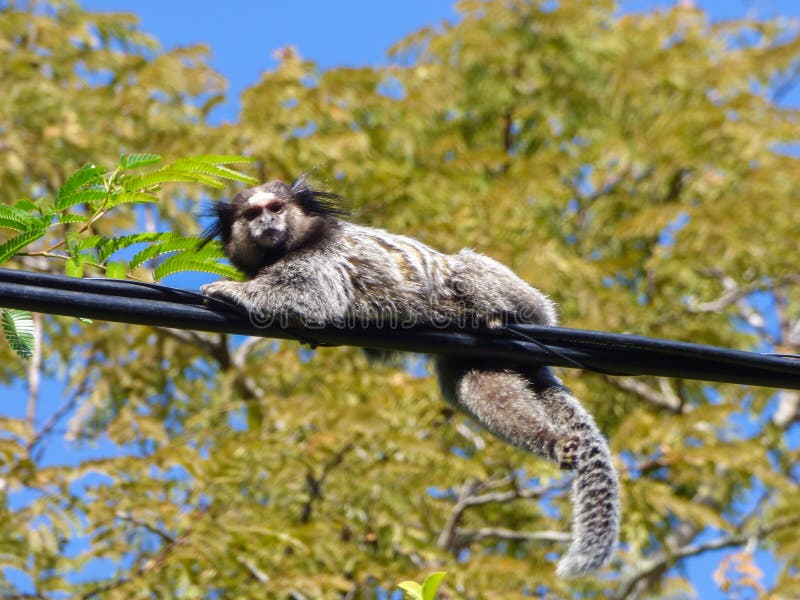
xmin=435 ymin=358 xmax=619 ymax=578
xmin=436 ymin=358 xmax=566 ymax=460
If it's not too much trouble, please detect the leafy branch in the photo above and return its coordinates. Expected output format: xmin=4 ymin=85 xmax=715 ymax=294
xmin=0 ymin=153 xmax=258 ymax=358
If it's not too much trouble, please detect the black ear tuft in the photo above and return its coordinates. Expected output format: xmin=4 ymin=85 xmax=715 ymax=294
xmin=290 ymin=173 xmax=350 ymax=219
xmin=198 ymin=200 xmax=235 ymax=247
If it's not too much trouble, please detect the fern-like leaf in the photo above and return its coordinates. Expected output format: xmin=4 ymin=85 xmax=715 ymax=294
xmin=72 ymin=234 xmax=103 ymax=253
xmin=95 ymin=232 xmax=175 ymax=262
xmin=65 ymin=254 xmax=89 ymax=278
xmin=56 ymin=164 xmax=106 ymax=202
xmin=0 ymin=218 xmax=29 ymax=232
xmin=186 ymin=154 xmax=257 ymax=165
xmin=0 ymin=205 xmax=35 ymax=232
xmin=57 ymin=213 xmax=90 ymax=224
xmin=2 ymin=309 xmax=35 ymax=359
xmin=122 ymin=171 xmax=210 ymax=191
xmin=129 ymin=237 xmax=225 ymax=270
xmin=105 ymin=261 xmax=128 ymax=279
xmin=169 ymin=170 xmax=229 ymax=188
xmin=119 ymin=153 xmax=162 ymax=170
xmin=169 ymin=158 xmax=259 ymax=184
xmin=54 ymin=188 xmax=109 ymax=211
xmin=14 ymin=199 xmax=39 ymax=213
xmin=0 ymin=228 xmax=47 ymax=264
xmin=104 ymin=191 xmax=159 ymax=208
xmin=122 ymin=155 xmax=257 ymax=191
xmin=153 ymin=254 xmax=243 ymax=282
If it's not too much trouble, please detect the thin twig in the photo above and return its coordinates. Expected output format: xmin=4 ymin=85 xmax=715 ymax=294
xmin=603 ymin=375 xmax=684 ymax=412
xmin=25 ymin=312 xmax=42 ymax=428
xmin=457 ymin=527 xmax=571 ymax=544
xmin=438 ymin=476 xmax=566 ymax=551
xmin=116 ymin=512 xmax=177 ymax=545
xmin=615 ymin=517 xmax=800 ymax=600
xmin=28 ymin=375 xmax=91 ymax=455
xmin=300 ymin=442 xmax=355 ymax=523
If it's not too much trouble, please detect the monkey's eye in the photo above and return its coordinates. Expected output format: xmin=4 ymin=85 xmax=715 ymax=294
xmin=265 ymin=201 xmax=284 ymax=213
xmin=242 ymin=207 xmax=262 ymax=221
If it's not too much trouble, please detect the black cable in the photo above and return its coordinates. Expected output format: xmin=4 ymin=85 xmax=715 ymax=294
xmin=0 ymin=267 xmax=798 ymax=390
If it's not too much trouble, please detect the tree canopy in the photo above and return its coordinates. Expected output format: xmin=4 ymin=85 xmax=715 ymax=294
xmin=1 ymin=0 xmax=800 ymax=598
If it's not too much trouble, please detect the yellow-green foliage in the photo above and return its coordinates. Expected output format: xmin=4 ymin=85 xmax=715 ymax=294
xmin=1 ymin=0 xmax=799 ymax=598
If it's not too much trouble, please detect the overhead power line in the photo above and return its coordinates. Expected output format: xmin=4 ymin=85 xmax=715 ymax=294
xmin=0 ymin=267 xmax=798 ymax=390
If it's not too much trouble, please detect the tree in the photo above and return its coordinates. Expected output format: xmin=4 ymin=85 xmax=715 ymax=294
xmin=1 ymin=0 xmax=800 ymax=598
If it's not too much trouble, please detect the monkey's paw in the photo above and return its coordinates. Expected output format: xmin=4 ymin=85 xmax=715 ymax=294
xmin=200 ymin=280 xmax=242 ymax=304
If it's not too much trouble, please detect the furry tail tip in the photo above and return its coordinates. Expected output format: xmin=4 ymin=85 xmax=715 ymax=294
xmin=554 ymin=441 xmax=620 ymax=578
xmin=556 ymin=548 xmax=614 ymax=579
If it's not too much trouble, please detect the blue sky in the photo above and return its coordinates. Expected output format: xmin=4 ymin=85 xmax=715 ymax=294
xmin=10 ymin=0 xmax=800 ymax=597
xmin=76 ymin=0 xmax=800 ymax=122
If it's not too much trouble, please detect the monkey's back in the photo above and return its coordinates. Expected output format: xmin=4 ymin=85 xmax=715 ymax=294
xmin=330 ymin=221 xmax=456 ymax=325
xmin=326 ymin=221 xmax=557 ymax=328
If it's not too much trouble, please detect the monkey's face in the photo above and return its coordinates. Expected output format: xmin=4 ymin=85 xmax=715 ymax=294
xmin=231 ymin=182 xmax=301 ymax=250
xmin=204 ymin=177 xmax=344 ymax=275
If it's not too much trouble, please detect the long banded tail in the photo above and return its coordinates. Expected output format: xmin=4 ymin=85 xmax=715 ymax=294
xmin=547 ymin=385 xmax=620 ymax=578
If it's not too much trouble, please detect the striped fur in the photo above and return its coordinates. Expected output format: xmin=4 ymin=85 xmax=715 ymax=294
xmin=201 ymin=179 xmax=620 ymax=577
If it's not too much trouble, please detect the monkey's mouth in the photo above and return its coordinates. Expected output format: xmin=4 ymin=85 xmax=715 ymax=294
xmin=250 ymin=224 xmax=285 ymax=247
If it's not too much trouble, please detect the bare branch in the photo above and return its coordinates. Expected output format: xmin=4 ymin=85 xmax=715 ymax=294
xmin=437 ymin=479 xmax=481 ymax=551
xmin=437 ymin=475 xmax=566 ymax=551
xmin=300 ymin=442 xmax=355 ymax=523
xmin=615 ymin=517 xmax=800 ymax=600
xmin=686 ymin=272 xmax=752 ymax=313
xmin=687 ymin=272 xmax=800 ymax=314
xmin=157 ymin=326 xmax=215 ymax=349
xmin=604 ymin=375 xmax=683 ymax=412
xmin=772 ymin=389 xmax=800 ymax=428
xmin=28 ymin=375 xmax=92 ymax=456
xmin=238 ymin=556 xmax=270 ymax=584
xmin=116 ymin=512 xmax=177 ymax=545
xmin=80 ymin=529 xmax=191 ymax=599
xmin=772 ymin=62 xmax=800 ymax=103
xmin=457 ymin=527 xmax=571 ymax=544
xmin=232 ymin=336 xmax=268 ymax=368
xmin=25 ymin=312 xmax=43 ymax=428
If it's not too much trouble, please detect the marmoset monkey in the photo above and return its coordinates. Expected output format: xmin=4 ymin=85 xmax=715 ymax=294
xmin=200 ymin=176 xmax=620 ymax=578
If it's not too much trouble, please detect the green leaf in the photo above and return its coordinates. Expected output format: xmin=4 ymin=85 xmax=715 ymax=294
xmin=54 ymin=188 xmax=109 ymax=211
xmin=0 ymin=204 xmax=35 ymax=222
xmin=186 ymin=154 xmax=257 ymax=165
xmin=72 ymin=234 xmax=103 ymax=253
xmin=119 ymin=153 xmax=162 ymax=170
xmin=121 ymin=156 xmax=257 ymax=192
xmin=129 ymin=237 xmax=224 ymax=269
xmin=57 ymin=213 xmax=90 ymax=224
xmin=1 ymin=309 xmax=35 ymax=360
xmin=0 ymin=205 xmax=35 ymax=232
xmin=421 ymin=572 xmax=447 ymax=600
xmin=95 ymin=232 xmax=175 ymax=262
xmin=55 ymin=164 xmax=106 ymax=208
xmin=173 ymin=171 xmax=229 ymax=188
xmin=169 ymin=159 xmax=258 ymax=184
xmin=397 ymin=581 xmax=423 ymax=600
xmin=0 ymin=228 xmax=47 ymax=264
xmin=0 ymin=219 xmax=29 ymax=232
xmin=105 ymin=261 xmax=128 ymax=279
xmin=65 ymin=254 xmax=87 ymax=278
xmin=104 ymin=191 xmax=159 ymax=208
xmin=153 ymin=255 xmax=243 ymax=282
xmin=123 ymin=171 xmax=210 ymax=191
xmin=14 ymin=199 xmax=39 ymax=213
